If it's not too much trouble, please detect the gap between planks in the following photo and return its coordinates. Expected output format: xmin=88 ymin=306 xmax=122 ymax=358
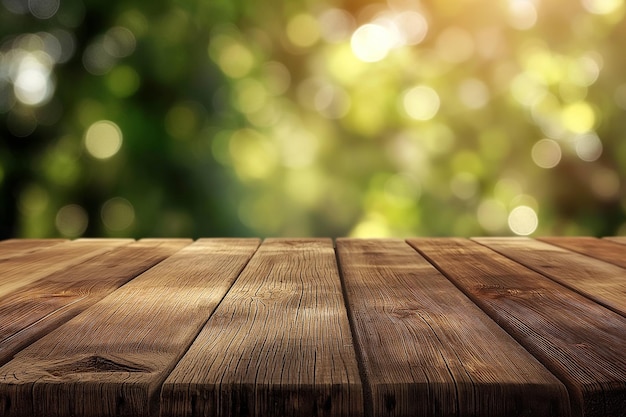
xmin=0 ymin=239 xmax=192 ymax=367
xmin=0 ymin=239 xmax=260 ymax=417
xmin=474 ymin=237 xmax=626 ymax=318
xmin=161 ymin=238 xmax=363 ymax=417
xmin=409 ymin=238 xmax=626 ymax=417
xmin=338 ymin=238 xmax=569 ymax=417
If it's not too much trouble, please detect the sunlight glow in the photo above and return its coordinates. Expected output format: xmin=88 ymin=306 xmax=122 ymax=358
xmin=350 ymin=213 xmax=392 ymax=237
xmin=581 ymin=0 xmax=623 ymax=15
xmin=14 ymin=65 xmax=50 ymax=105
xmin=508 ymin=0 xmax=538 ymax=30
xmin=562 ymin=101 xmax=596 ymax=133
xmin=12 ymin=52 xmax=54 ymax=106
xmin=351 ymin=23 xmax=394 ymax=62
xmin=508 ymin=205 xmax=538 ymax=235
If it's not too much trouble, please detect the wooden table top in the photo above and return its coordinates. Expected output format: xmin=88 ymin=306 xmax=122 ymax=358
xmin=0 ymin=237 xmax=624 ymax=417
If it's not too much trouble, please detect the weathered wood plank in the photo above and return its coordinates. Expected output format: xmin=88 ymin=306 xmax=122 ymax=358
xmin=475 ymin=237 xmax=626 ymax=318
xmin=0 ymin=239 xmax=67 ymax=261
xmin=0 ymin=238 xmax=133 ymax=298
xmin=161 ymin=238 xmax=362 ymax=417
xmin=410 ymin=238 xmax=626 ymax=417
xmin=0 ymin=238 xmax=260 ymax=417
xmin=0 ymin=239 xmax=191 ymax=367
xmin=537 ymin=237 xmax=626 ymax=269
xmin=337 ymin=238 xmax=569 ymax=417
xmin=603 ymin=236 xmax=626 ymax=245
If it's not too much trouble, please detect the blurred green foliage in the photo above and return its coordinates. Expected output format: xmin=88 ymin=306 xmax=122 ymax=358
xmin=1 ymin=0 xmax=625 ymax=238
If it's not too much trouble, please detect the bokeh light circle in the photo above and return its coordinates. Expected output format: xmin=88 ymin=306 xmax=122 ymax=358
xmin=351 ymin=24 xmax=393 ymax=62
xmin=581 ymin=0 xmax=623 ymax=15
xmin=575 ymin=133 xmax=603 ymax=161
xmin=508 ymin=205 xmax=538 ymax=235
xmin=56 ymin=204 xmax=88 ymax=237
xmin=531 ymin=139 xmax=562 ymax=168
xmin=84 ymin=120 xmax=123 ymax=159
xmin=101 ymin=197 xmax=135 ymax=231
xmin=28 ymin=0 xmax=60 ymax=19
xmin=403 ymin=86 xmax=440 ymax=121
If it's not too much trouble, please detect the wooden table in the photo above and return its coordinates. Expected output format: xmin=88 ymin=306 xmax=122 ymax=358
xmin=0 ymin=237 xmax=624 ymax=417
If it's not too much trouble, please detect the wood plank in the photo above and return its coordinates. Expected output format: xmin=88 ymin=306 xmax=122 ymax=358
xmin=0 ymin=239 xmax=67 ymax=261
xmin=160 ymin=238 xmax=362 ymax=417
xmin=0 ymin=238 xmax=133 ymax=298
xmin=537 ymin=237 xmax=626 ymax=269
xmin=603 ymin=236 xmax=626 ymax=245
xmin=475 ymin=237 xmax=626 ymax=318
xmin=0 ymin=239 xmax=191 ymax=367
xmin=0 ymin=238 xmax=260 ymax=417
xmin=409 ymin=238 xmax=626 ymax=417
xmin=337 ymin=238 xmax=569 ymax=417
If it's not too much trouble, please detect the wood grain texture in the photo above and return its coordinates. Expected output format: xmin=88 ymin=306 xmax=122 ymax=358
xmin=0 ymin=239 xmax=67 ymax=260
xmin=0 ymin=238 xmax=132 ymax=298
xmin=603 ymin=236 xmax=626 ymax=245
xmin=475 ymin=237 xmax=626 ymax=317
xmin=0 ymin=238 xmax=260 ymax=417
xmin=0 ymin=239 xmax=191 ymax=366
xmin=537 ymin=237 xmax=626 ymax=269
xmin=161 ymin=238 xmax=362 ymax=417
xmin=337 ymin=238 xmax=569 ymax=417
xmin=409 ymin=238 xmax=626 ymax=417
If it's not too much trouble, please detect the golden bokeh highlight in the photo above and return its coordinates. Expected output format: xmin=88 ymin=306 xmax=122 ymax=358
xmin=351 ymin=23 xmax=394 ymax=62
xmin=210 ymin=33 xmax=255 ymax=79
xmin=286 ymin=14 xmax=321 ymax=48
xmin=508 ymin=205 xmax=539 ymax=236
xmin=84 ymin=120 xmax=123 ymax=159
xmin=402 ymin=86 xmax=440 ymax=121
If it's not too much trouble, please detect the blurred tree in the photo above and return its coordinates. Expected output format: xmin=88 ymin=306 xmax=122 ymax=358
xmin=1 ymin=0 xmax=625 ymax=239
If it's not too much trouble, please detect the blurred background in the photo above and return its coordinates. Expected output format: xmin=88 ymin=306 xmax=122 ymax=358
xmin=1 ymin=0 xmax=625 ymax=239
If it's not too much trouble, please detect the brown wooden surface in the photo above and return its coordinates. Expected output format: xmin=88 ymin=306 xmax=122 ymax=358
xmin=337 ymin=238 xmax=569 ymax=417
xmin=0 ymin=239 xmax=260 ymax=417
xmin=0 ymin=237 xmax=624 ymax=417
xmin=0 ymin=239 xmax=191 ymax=366
xmin=603 ymin=236 xmax=626 ymax=245
xmin=162 ymin=238 xmax=362 ymax=417
xmin=475 ymin=237 xmax=626 ymax=317
xmin=0 ymin=239 xmax=132 ymax=298
xmin=409 ymin=238 xmax=626 ymax=417
xmin=538 ymin=236 xmax=626 ymax=269
xmin=0 ymin=239 xmax=67 ymax=260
